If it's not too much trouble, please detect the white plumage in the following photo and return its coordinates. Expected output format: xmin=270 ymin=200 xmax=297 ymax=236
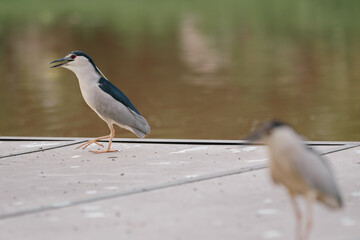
xmin=50 ymin=51 xmax=150 ymax=153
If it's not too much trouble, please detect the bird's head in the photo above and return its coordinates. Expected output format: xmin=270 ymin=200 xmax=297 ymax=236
xmin=247 ymin=120 xmax=289 ymax=143
xmin=49 ymin=51 xmax=100 ymax=74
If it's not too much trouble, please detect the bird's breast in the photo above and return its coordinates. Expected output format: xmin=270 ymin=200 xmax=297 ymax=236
xmin=268 ymin=148 xmax=308 ymax=195
xmin=78 ymin=81 xmax=103 ymax=112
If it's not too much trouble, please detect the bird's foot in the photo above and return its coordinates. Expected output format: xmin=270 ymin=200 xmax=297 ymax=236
xmin=91 ymin=149 xmax=118 ymax=154
xmin=77 ymin=140 xmax=104 ymax=150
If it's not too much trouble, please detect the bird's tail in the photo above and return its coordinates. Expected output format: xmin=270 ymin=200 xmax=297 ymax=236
xmin=131 ymin=127 xmax=149 ymax=138
xmin=319 ymin=192 xmax=343 ymax=209
xmin=130 ymin=111 xmax=150 ymax=138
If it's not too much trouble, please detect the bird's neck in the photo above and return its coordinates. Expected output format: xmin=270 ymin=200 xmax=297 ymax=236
xmin=72 ymin=67 xmax=101 ymax=85
xmin=267 ymin=128 xmax=303 ymax=156
xmin=69 ymin=67 xmax=102 ymax=111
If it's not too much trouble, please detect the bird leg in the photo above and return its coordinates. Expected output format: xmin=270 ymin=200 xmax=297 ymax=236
xmin=303 ymin=192 xmax=315 ymax=240
xmin=289 ymin=193 xmax=303 ymax=240
xmin=91 ymin=124 xmax=117 ymax=154
xmin=76 ymin=135 xmax=108 ymax=150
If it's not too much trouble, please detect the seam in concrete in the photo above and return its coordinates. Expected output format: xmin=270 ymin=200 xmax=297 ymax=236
xmin=0 ymin=164 xmax=267 ymax=220
xmin=0 ymin=140 xmax=87 ymax=159
xmin=318 ymin=143 xmax=360 ymax=155
xmin=1 ymin=137 xmax=357 ymax=160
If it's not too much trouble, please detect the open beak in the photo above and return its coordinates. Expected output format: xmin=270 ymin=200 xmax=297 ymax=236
xmin=49 ymin=56 xmax=73 ymax=68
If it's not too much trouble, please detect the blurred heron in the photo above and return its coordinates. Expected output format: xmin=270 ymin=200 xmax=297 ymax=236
xmin=248 ymin=121 xmax=342 ymax=240
xmin=50 ymin=51 xmax=150 ymax=153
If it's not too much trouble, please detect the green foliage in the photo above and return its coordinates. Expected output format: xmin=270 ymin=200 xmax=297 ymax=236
xmin=1 ymin=0 xmax=360 ymax=39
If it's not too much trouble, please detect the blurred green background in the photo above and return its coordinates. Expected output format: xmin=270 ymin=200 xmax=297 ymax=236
xmin=1 ymin=0 xmax=360 ymax=140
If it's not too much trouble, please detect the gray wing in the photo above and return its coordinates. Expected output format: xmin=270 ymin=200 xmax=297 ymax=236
xmin=293 ymin=145 xmax=342 ymax=207
xmin=98 ymin=77 xmax=141 ymax=115
xmin=95 ymin=78 xmax=150 ymax=137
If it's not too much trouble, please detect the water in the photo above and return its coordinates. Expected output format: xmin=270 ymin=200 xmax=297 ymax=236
xmin=1 ymin=1 xmax=360 ymax=141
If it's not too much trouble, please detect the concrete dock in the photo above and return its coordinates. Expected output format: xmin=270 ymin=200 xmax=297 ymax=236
xmin=0 ymin=137 xmax=359 ymax=240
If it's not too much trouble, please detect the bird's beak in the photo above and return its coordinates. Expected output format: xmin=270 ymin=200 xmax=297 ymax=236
xmin=49 ymin=56 xmax=72 ymax=68
xmin=245 ymin=125 xmax=267 ymax=143
xmin=246 ymin=130 xmax=263 ymax=143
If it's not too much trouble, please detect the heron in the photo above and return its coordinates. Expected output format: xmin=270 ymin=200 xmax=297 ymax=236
xmin=50 ymin=51 xmax=150 ymax=153
xmin=248 ymin=121 xmax=342 ymax=240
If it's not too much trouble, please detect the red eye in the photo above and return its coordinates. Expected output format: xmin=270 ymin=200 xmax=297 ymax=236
xmin=71 ymin=54 xmax=76 ymax=59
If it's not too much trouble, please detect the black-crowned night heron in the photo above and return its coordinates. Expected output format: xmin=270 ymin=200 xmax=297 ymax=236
xmin=248 ymin=121 xmax=342 ymax=240
xmin=49 ymin=51 xmax=150 ymax=153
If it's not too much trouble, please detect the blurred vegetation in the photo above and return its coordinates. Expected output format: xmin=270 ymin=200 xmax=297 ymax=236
xmin=1 ymin=0 xmax=360 ymax=40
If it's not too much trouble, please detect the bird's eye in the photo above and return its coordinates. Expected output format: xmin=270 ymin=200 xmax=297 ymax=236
xmin=70 ymin=54 xmax=76 ymax=59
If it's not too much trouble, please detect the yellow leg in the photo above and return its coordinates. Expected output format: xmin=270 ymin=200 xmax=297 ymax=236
xmin=91 ymin=124 xmax=117 ymax=154
xmin=289 ymin=193 xmax=303 ymax=240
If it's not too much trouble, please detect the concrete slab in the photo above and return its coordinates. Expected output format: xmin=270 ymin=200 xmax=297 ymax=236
xmin=0 ymin=137 xmax=359 ymax=240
